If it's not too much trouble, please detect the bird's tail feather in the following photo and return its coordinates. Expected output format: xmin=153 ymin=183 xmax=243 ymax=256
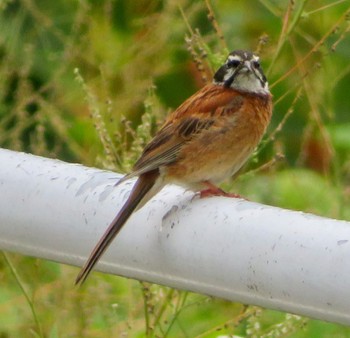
xmin=75 ymin=169 xmax=159 ymax=285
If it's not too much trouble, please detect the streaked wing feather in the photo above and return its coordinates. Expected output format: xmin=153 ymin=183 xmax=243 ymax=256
xmin=131 ymin=142 xmax=183 ymax=177
xmin=132 ymin=116 xmax=216 ymax=175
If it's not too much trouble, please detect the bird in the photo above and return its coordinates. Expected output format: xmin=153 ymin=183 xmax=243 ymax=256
xmin=76 ymin=49 xmax=273 ymax=285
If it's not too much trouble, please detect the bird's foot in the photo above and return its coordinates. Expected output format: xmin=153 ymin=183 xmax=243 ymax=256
xmin=198 ymin=181 xmax=243 ymax=199
xmin=199 ymin=187 xmax=242 ymax=199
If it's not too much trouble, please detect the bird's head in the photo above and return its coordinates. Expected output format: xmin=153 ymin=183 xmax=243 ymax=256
xmin=213 ymin=50 xmax=269 ymax=95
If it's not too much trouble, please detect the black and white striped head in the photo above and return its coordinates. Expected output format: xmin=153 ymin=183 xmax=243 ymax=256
xmin=213 ymin=50 xmax=269 ymax=95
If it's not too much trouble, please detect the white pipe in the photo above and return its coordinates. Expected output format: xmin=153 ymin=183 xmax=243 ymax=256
xmin=0 ymin=148 xmax=349 ymax=326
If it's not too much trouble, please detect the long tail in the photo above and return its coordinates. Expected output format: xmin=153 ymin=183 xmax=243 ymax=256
xmin=75 ymin=170 xmax=159 ymax=285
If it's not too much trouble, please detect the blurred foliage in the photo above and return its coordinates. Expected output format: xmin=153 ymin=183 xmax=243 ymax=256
xmin=1 ymin=0 xmax=350 ymax=337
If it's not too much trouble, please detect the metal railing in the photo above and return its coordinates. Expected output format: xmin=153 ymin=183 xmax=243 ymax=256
xmin=0 ymin=148 xmax=349 ymax=326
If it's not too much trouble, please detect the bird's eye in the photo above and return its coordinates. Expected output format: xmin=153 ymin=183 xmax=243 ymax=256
xmin=227 ymin=60 xmax=240 ymax=68
xmin=253 ymin=60 xmax=260 ymax=68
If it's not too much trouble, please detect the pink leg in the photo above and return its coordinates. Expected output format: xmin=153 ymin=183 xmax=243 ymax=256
xmin=199 ymin=181 xmax=242 ymax=199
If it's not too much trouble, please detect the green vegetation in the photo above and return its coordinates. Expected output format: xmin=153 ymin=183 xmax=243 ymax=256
xmin=1 ymin=0 xmax=350 ymax=336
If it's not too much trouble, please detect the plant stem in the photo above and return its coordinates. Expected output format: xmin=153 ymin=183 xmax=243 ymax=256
xmin=2 ymin=252 xmax=44 ymax=338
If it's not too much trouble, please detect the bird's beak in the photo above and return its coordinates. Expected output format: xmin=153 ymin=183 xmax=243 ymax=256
xmin=242 ymin=61 xmax=253 ymax=72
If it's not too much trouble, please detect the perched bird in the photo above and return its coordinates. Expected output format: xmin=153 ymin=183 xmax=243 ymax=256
xmin=76 ymin=49 xmax=273 ymax=285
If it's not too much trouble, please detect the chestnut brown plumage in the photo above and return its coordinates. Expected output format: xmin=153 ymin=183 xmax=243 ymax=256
xmin=76 ymin=50 xmax=273 ymax=285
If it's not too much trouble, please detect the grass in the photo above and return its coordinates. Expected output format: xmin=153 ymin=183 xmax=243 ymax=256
xmin=1 ymin=0 xmax=350 ymax=336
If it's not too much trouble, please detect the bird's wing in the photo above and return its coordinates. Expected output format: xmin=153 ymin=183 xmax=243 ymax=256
xmin=121 ymin=84 xmax=241 ymax=180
